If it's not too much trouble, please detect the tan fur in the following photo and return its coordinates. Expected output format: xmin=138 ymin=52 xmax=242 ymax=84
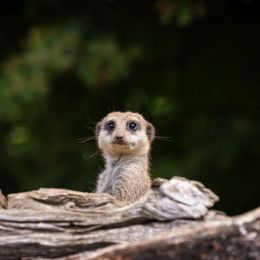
xmin=95 ymin=111 xmax=155 ymax=203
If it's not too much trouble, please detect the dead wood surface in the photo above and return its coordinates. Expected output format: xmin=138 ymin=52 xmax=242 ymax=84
xmin=0 ymin=177 xmax=258 ymax=259
xmin=86 ymin=207 xmax=260 ymax=260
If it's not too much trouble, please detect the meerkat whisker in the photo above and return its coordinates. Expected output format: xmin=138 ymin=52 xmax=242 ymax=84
xmin=155 ymin=136 xmax=173 ymax=142
xmin=83 ymin=118 xmax=98 ymax=132
xmin=89 ymin=151 xmax=99 ymax=159
xmin=77 ymin=136 xmax=94 ymax=142
xmin=77 ymin=136 xmax=95 ymax=143
xmin=83 ymin=125 xmax=95 ymax=131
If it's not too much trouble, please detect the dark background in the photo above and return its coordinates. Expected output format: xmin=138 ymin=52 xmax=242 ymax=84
xmin=0 ymin=0 xmax=259 ymax=215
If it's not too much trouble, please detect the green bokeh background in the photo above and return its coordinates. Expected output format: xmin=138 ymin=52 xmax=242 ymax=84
xmin=0 ymin=0 xmax=259 ymax=215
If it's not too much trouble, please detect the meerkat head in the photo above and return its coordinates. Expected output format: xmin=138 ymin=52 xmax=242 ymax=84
xmin=95 ymin=111 xmax=155 ymax=156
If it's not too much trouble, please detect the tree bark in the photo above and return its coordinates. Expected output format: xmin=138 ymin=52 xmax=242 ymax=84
xmin=87 ymin=207 xmax=260 ymax=260
xmin=0 ymin=177 xmax=258 ymax=259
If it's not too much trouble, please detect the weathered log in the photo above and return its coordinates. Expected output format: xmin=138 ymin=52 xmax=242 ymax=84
xmin=0 ymin=177 xmax=218 ymax=259
xmin=87 ymin=207 xmax=260 ymax=260
xmin=0 ymin=176 xmax=256 ymax=259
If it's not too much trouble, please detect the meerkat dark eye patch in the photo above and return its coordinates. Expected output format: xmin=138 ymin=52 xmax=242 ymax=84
xmin=105 ymin=120 xmax=116 ymax=132
xmin=127 ymin=121 xmax=139 ymax=131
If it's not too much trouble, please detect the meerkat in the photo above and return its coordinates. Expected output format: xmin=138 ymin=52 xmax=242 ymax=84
xmin=95 ymin=111 xmax=155 ymax=203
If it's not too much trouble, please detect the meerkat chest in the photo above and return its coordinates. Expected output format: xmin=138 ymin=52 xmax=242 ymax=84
xmin=110 ymin=161 xmax=144 ymax=179
xmin=101 ymin=164 xmax=122 ymax=191
xmin=107 ymin=164 xmax=125 ymax=180
xmin=106 ymin=161 xmax=138 ymax=185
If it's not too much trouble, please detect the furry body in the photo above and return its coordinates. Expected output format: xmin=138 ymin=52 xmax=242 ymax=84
xmin=95 ymin=112 xmax=155 ymax=203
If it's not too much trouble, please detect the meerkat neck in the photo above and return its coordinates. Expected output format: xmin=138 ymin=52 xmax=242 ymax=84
xmin=104 ymin=153 xmax=149 ymax=169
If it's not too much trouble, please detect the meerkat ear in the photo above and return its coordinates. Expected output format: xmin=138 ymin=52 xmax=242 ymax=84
xmin=95 ymin=121 xmax=102 ymax=139
xmin=146 ymin=123 xmax=155 ymax=143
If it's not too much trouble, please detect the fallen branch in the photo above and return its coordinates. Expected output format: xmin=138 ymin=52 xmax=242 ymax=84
xmin=0 ymin=177 xmax=257 ymax=259
xmin=86 ymin=207 xmax=260 ymax=260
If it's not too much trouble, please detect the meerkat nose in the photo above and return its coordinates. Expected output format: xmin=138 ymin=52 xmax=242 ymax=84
xmin=115 ymin=136 xmax=124 ymax=141
xmin=114 ymin=135 xmax=125 ymax=144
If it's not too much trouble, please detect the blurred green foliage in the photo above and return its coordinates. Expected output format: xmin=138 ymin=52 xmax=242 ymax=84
xmin=0 ymin=0 xmax=259 ymax=215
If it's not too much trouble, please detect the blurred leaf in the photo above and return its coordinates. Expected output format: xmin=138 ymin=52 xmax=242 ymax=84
xmin=78 ymin=38 xmax=141 ymax=88
xmin=9 ymin=126 xmax=30 ymax=146
xmin=2 ymin=25 xmax=81 ymax=101
xmin=155 ymin=0 xmax=206 ymax=26
xmin=176 ymin=5 xmax=193 ymax=27
xmin=151 ymin=96 xmax=175 ymax=117
xmin=0 ymin=25 xmax=81 ymax=124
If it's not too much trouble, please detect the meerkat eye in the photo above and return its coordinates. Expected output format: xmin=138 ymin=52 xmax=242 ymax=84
xmin=105 ymin=121 xmax=116 ymax=131
xmin=128 ymin=121 xmax=138 ymax=131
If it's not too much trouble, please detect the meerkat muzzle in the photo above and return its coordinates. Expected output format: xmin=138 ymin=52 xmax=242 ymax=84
xmin=113 ymin=136 xmax=126 ymax=145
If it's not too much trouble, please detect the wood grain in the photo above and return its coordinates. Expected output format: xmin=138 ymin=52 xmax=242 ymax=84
xmin=0 ymin=176 xmax=232 ymax=259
